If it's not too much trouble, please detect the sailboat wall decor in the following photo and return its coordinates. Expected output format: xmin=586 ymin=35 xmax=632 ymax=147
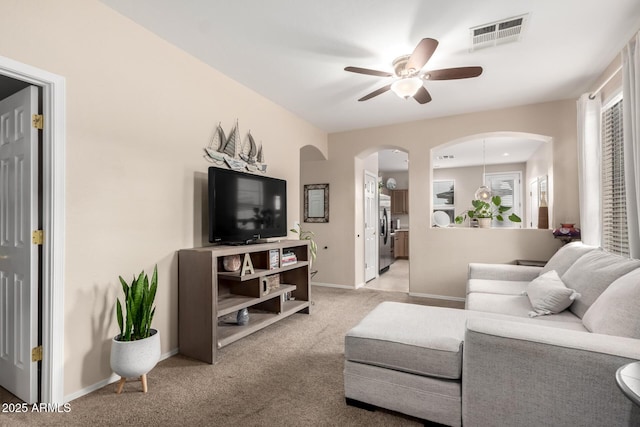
xmin=203 ymin=119 xmax=267 ymax=173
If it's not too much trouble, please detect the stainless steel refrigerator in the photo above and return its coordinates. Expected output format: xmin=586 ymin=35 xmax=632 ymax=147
xmin=379 ymin=194 xmax=392 ymax=273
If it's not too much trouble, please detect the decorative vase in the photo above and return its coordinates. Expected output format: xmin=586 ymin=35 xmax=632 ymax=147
xmin=110 ymin=329 xmax=161 ymax=379
xmin=237 ymin=308 xmax=249 ymax=325
xmin=478 ymin=218 xmax=491 ymax=228
xmin=223 ymin=255 xmax=241 ymax=272
xmin=537 ymin=191 xmax=549 ymax=229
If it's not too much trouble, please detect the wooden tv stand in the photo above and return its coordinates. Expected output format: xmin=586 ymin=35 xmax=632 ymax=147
xmin=178 ymin=240 xmax=311 ymax=363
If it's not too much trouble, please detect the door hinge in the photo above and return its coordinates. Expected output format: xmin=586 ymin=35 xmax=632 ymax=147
xmin=32 ymin=345 xmax=43 ymax=362
xmin=32 ymin=230 xmax=44 ymax=245
xmin=32 ymin=114 xmax=43 ymax=130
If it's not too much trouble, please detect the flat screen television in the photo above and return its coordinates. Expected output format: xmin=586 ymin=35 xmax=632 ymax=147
xmin=208 ymin=167 xmax=287 ymax=244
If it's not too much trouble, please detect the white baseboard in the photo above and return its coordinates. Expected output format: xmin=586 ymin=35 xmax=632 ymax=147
xmin=63 ymin=347 xmax=180 ymax=403
xmin=409 ymin=292 xmax=466 ymax=302
xmin=311 ymin=282 xmax=355 ymax=290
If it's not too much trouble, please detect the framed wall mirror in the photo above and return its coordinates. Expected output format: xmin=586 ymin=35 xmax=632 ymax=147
xmin=304 ymin=183 xmax=329 ymax=222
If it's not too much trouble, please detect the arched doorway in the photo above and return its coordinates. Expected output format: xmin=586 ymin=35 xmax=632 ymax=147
xmin=361 ymin=148 xmax=410 ymax=293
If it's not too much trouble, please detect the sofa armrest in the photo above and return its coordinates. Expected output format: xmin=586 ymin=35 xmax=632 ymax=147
xmin=462 ymin=319 xmax=640 ymax=427
xmin=467 ymin=262 xmax=542 ymax=281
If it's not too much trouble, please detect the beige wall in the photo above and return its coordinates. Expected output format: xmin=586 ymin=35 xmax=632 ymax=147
xmin=310 ymin=100 xmax=576 ymax=294
xmin=0 ymin=1 xmax=327 ymax=398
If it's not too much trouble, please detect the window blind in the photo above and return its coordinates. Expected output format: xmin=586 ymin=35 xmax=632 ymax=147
xmin=601 ymin=99 xmax=629 ymax=256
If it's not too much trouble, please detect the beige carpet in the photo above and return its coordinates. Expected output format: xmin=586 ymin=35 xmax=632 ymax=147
xmin=1 ymin=286 xmax=463 ymax=426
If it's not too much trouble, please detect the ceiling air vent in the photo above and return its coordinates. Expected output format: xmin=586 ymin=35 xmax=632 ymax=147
xmin=470 ymin=14 xmax=528 ymax=51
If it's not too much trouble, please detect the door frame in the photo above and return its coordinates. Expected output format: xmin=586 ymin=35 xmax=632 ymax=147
xmin=0 ymin=55 xmax=66 ymax=404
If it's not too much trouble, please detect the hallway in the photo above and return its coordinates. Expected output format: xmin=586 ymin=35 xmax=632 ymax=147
xmin=364 ymin=259 xmax=409 ymax=293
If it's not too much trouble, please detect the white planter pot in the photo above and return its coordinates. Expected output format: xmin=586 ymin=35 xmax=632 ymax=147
xmin=477 ymin=218 xmax=492 ymax=228
xmin=110 ymin=329 xmax=161 ymax=378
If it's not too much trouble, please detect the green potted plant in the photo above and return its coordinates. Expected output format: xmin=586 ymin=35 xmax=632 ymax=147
xmin=454 ymin=196 xmax=522 ymax=228
xmin=291 ymin=222 xmax=318 ymax=269
xmin=110 ymin=265 xmax=160 ymax=394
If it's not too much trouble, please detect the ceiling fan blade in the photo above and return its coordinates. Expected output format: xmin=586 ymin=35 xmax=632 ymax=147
xmin=358 ymin=84 xmax=392 ymax=101
xmin=406 ymin=38 xmax=439 ymax=72
xmin=413 ymin=86 xmax=432 ymax=104
xmin=423 ymin=66 xmax=483 ymax=80
xmin=344 ymin=66 xmax=393 ymax=77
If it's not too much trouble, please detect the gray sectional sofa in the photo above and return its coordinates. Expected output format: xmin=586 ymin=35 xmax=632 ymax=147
xmin=344 ymin=243 xmax=640 ymax=426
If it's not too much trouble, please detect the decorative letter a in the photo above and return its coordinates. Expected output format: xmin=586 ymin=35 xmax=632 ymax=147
xmin=241 ymin=253 xmax=255 ymax=277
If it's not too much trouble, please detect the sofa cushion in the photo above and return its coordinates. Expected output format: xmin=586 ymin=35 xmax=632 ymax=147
xmin=466 ymin=279 xmax=528 ymax=296
xmin=344 ymin=302 xmax=467 ymax=379
xmin=465 ymin=293 xmax=585 ymax=326
xmin=561 ymin=249 xmax=640 ymax=318
xmin=524 ymin=270 xmax=581 ymax=317
xmin=345 ymin=302 xmax=588 ymax=382
xmin=582 ymin=268 xmax=640 ymax=339
xmin=540 ymin=242 xmax=596 ymax=277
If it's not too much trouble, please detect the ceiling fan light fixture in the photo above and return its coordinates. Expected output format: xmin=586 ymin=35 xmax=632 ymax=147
xmin=345 ymin=37 xmax=482 ymax=103
xmin=391 ymin=77 xmax=422 ymax=99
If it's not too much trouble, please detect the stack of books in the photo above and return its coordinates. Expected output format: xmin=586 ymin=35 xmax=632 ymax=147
xmin=269 ymin=249 xmax=280 ymax=270
xmin=281 ymin=252 xmax=297 ymax=266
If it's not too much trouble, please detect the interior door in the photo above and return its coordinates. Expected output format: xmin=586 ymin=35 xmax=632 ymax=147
xmin=0 ymin=86 xmax=39 ymax=403
xmin=364 ymin=171 xmax=377 ymax=282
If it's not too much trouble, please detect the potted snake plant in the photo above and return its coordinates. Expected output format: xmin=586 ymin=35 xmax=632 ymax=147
xmin=110 ymin=265 xmax=160 ymax=393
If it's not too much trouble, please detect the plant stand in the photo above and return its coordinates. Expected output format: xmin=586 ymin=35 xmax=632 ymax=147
xmin=115 ymin=374 xmax=148 ymax=394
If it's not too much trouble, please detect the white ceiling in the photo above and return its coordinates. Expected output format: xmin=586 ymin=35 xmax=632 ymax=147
xmin=378 ymin=149 xmax=409 ymax=172
xmin=100 ymin=0 xmax=640 ymax=134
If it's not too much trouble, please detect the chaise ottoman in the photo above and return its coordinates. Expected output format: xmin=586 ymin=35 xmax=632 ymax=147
xmin=344 ymin=302 xmax=465 ymax=425
xmin=344 ymin=300 xmax=590 ymax=425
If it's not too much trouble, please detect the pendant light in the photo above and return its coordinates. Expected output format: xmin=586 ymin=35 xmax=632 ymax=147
xmin=474 ymin=140 xmax=492 ymax=201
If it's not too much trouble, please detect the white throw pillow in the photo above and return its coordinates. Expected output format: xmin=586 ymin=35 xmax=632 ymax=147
xmin=523 ymin=270 xmax=581 ymax=317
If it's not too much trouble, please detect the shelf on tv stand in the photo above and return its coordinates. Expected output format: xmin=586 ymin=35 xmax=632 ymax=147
xmin=217 ymin=299 xmax=308 ymax=348
xmin=217 ymin=261 xmax=308 ymax=282
xmin=178 ymin=240 xmax=311 ymax=364
xmin=217 ymin=284 xmax=297 ymax=317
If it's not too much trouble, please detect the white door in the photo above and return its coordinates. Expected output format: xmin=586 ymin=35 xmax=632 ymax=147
xmin=364 ymin=171 xmax=377 ymax=282
xmin=0 ymin=86 xmax=39 ymax=403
